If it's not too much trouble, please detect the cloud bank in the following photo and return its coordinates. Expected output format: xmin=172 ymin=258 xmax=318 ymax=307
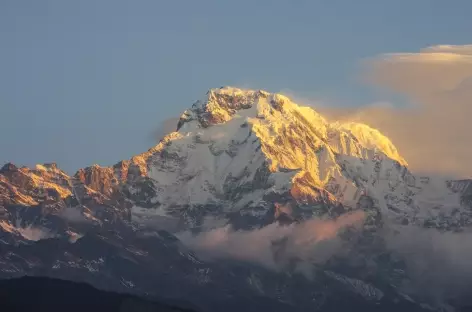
xmin=178 ymin=210 xmax=366 ymax=271
xmin=319 ymin=44 xmax=472 ymax=178
xmin=179 ymin=210 xmax=472 ymax=304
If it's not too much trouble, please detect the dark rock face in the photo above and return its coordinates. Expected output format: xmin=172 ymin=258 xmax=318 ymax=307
xmin=0 ymin=233 xmax=433 ymax=312
xmin=0 ymin=158 xmax=441 ymax=312
xmin=0 ymin=157 xmax=432 ymax=312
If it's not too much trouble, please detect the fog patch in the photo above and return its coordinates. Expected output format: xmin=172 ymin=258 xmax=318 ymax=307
xmin=17 ymin=225 xmax=55 ymax=241
xmin=384 ymin=225 xmax=472 ymax=304
xmin=60 ymin=207 xmax=90 ymax=223
xmin=150 ymin=117 xmax=180 ymax=142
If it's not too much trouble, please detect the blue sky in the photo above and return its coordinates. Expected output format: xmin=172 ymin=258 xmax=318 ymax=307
xmin=1 ymin=0 xmax=471 ymax=173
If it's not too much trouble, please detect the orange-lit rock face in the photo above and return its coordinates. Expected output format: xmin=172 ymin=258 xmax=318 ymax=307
xmin=289 ymin=173 xmax=325 ymax=204
xmin=75 ymin=166 xmax=117 ymax=197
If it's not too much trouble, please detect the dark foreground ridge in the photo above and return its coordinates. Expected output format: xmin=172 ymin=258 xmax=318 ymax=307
xmin=0 ymin=276 xmax=198 ymax=312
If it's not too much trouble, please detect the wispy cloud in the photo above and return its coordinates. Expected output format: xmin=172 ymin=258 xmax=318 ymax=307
xmin=321 ymin=44 xmax=472 ymax=178
xmin=150 ymin=117 xmax=180 ymax=142
xmin=281 ymin=45 xmax=472 ymax=178
xmin=17 ymin=225 xmax=55 ymax=241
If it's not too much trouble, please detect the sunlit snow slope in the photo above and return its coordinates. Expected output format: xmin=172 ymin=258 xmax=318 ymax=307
xmin=127 ymin=87 xmax=469 ymax=230
xmin=1 ymin=86 xmax=469 ymax=235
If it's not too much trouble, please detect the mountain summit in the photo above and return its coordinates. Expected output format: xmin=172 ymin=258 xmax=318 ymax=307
xmin=1 ymin=87 xmax=472 ymax=311
xmin=1 ymin=87 xmax=470 ymax=233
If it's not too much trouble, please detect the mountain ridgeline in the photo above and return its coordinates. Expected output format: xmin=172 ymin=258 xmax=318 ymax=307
xmin=1 ymin=87 xmax=472 ymax=311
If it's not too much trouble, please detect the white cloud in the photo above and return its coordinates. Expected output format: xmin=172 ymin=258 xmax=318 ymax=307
xmin=17 ymin=225 xmax=55 ymax=241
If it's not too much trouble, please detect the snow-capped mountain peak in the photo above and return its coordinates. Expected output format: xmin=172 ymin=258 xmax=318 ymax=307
xmin=120 ymin=87 xmax=450 ymax=230
xmin=2 ymin=86 xmax=472 ymax=311
xmin=177 ymin=86 xmax=405 ymax=168
xmin=1 ymin=87 xmax=468 ymax=233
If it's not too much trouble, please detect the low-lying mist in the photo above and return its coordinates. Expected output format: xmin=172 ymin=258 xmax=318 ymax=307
xmin=178 ymin=208 xmax=472 ymax=305
xmin=177 ymin=210 xmax=366 ymax=273
xmin=383 ymin=225 xmax=472 ymax=304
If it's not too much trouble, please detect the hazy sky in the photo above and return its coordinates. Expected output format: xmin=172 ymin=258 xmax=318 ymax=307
xmin=1 ymin=0 xmax=471 ymax=173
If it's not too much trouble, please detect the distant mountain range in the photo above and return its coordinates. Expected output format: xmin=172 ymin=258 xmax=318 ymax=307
xmin=1 ymin=87 xmax=472 ymax=311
